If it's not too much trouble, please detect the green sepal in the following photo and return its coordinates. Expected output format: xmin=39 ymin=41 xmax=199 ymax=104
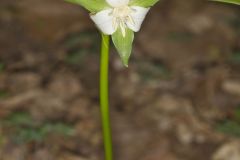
xmin=65 ymin=0 xmax=110 ymax=13
xmin=211 ymin=0 xmax=240 ymax=5
xmin=112 ymin=28 xmax=134 ymax=67
xmin=129 ymin=0 xmax=159 ymax=7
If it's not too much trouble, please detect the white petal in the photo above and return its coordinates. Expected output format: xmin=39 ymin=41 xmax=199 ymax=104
xmin=90 ymin=9 xmax=116 ymax=35
xmin=106 ymin=0 xmax=129 ymax=7
xmin=127 ymin=6 xmax=150 ymax=32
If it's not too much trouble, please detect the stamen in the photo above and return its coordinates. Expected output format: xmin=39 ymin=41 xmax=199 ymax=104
xmin=112 ymin=17 xmax=118 ymax=30
xmin=111 ymin=5 xmax=135 ymax=37
xmin=127 ymin=15 xmax=135 ymax=26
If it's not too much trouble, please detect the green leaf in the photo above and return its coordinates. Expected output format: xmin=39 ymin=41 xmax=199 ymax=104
xmin=0 ymin=63 xmax=5 ymax=72
xmin=65 ymin=0 xmax=110 ymax=12
xmin=3 ymin=112 xmax=33 ymax=126
xmin=211 ymin=0 xmax=240 ymax=5
xmin=216 ymin=120 xmax=240 ymax=137
xmin=112 ymin=28 xmax=134 ymax=67
xmin=129 ymin=0 xmax=159 ymax=7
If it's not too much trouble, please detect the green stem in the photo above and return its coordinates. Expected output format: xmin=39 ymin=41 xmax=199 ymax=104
xmin=100 ymin=33 xmax=113 ymax=160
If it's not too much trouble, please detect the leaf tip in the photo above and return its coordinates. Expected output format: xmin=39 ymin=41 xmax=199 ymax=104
xmin=121 ymin=56 xmax=130 ymax=67
xmin=124 ymin=63 xmax=129 ymax=67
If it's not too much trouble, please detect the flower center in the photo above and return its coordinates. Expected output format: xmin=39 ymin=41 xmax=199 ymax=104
xmin=111 ymin=6 xmax=135 ymax=37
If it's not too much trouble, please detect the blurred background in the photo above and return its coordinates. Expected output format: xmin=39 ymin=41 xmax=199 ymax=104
xmin=0 ymin=0 xmax=240 ymax=160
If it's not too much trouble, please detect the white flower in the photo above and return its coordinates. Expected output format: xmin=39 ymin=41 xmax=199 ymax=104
xmin=66 ymin=0 xmax=159 ymax=66
xmin=90 ymin=0 xmax=150 ymax=37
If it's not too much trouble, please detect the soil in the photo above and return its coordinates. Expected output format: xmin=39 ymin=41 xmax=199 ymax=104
xmin=0 ymin=0 xmax=240 ymax=160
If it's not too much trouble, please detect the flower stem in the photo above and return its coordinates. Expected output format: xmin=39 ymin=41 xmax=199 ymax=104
xmin=100 ymin=33 xmax=113 ymax=160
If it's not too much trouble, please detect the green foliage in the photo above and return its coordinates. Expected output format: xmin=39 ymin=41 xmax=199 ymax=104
xmin=138 ymin=61 xmax=171 ymax=81
xmin=65 ymin=31 xmax=100 ymax=65
xmin=2 ymin=112 xmax=75 ymax=144
xmin=65 ymin=0 xmax=109 ymax=12
xmin=0 ymin=90 xmax=9 ymax=99
xmin=229 ymin=51 xmax=240 ymax=64
xmin=112 ymin=28 xmax=134 ymax=67
xmin=0 ymin=63 xmax=5 ymax=72
xmin=216 ymin=120 xmax=240 ymax=137
xmin=4 ymin=112 xmax=33 ymax=126
xmin=233 ymin=107 xmax=240 ymax=123
xmin=212 ymin=0 xmax=240 ymax=5
xmin=12 ymin=123 xmax=74 ymax=144
xmin=227 ymin=16 xmax=240 ymax=33
xmin=66 ymin=49 xmax=88 ymax=65
xmin=129 ymin=0 xmax=159 ymax=7
xmin=47 ymin=123 xmax=75 ymax=136
xmin=216 ymin=107 xmax=240 ymax=137
xmin=0 ymin=134 xmax=5 ymax=146
xmin=65 ymin=31 xmax=99 ymax=49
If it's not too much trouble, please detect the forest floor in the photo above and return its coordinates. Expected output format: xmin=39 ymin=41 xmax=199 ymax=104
xmin=0 ymin=0 xmax=240 ymax=160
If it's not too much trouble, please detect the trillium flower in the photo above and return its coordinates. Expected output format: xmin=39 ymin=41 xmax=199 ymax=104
xmin=66 ymin=0 xmax=159 ymax=66
xmin=90 ymin=0 xmax=150 ymax=37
